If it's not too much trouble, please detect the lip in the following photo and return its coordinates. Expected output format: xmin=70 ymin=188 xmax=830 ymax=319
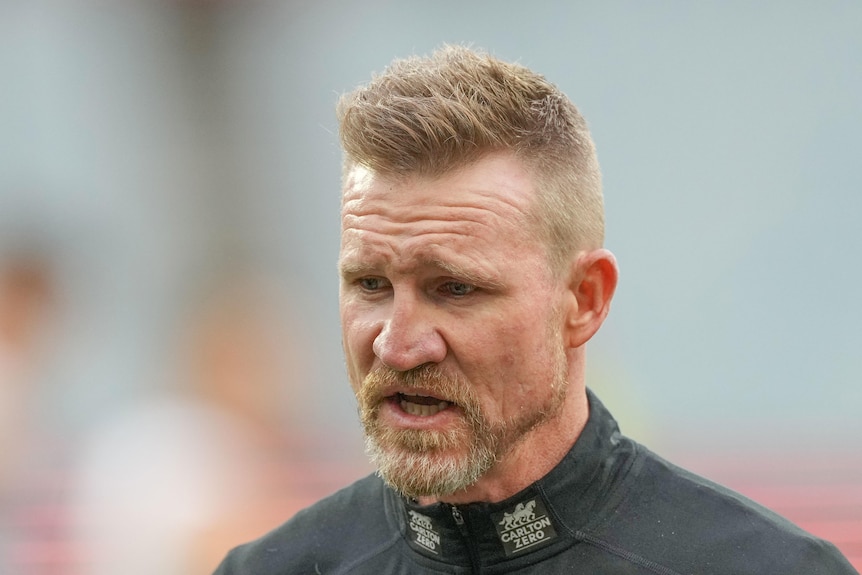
xmin=380 ymin=386 xmax=451 ymax=401
xmin=376 ymin=389 xmax=463 ymax=430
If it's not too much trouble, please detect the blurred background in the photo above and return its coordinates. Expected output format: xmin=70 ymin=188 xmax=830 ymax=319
xmin=0 ymin=0 xmax=859 ymax=572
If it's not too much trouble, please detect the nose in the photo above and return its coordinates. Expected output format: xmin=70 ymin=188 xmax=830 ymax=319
xmin=372 ymin=294 xmax=447 ymax=371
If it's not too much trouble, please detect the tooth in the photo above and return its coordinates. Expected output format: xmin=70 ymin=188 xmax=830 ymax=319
xmin=399 ymin=398 xmax=448 ymax=417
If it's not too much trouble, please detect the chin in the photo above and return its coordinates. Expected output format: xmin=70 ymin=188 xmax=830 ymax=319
xmin=367 ymin=437 xmax=493 ymax=500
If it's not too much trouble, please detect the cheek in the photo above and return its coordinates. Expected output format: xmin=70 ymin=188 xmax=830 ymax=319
xmin=342 ymin=348 xmax=366 ymax=396
xmin=340 ymin=308 xmax=378 ymax=377
xmin=497 ymin=316 xmax=547 ymax=359
xmin=473 ymin=314 xmax=558 ymax=389
xmin=457 ymin=323 xmax=530 ymax=392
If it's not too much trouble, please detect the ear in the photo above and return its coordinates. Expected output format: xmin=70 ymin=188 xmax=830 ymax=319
xmin=562 ymin=249 xmax=618 ymax=349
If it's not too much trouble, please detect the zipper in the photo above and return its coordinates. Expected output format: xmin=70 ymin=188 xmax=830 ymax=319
xmin=451 ymin=505 xmax=465 ymax=527
xmin=450 ymin=505 xmax=481 ymax=573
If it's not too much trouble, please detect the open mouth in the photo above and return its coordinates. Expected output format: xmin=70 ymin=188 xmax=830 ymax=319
xmin=395 ymin=393 xmax=451 ymax=417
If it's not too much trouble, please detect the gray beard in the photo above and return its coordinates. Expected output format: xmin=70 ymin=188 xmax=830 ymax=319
xmin=356 ymin=348 xmax=568 ymax=499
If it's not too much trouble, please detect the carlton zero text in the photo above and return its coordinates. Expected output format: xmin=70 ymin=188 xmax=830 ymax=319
xmin=500 ymin=516 xmax=553 ymax=549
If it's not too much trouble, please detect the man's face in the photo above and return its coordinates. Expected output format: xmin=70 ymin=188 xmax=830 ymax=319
xmin=338 ymin=152 xmax=571 ymax=500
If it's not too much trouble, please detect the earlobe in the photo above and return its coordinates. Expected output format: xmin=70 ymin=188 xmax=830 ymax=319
xmin=563 ymin=249 xmax=618 ymax=348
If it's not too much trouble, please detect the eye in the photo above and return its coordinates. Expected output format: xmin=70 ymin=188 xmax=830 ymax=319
xmin=442 ymin=281 xmax=475 ymax=297
xmin=357 ymin=277 xmax=390 ymax=292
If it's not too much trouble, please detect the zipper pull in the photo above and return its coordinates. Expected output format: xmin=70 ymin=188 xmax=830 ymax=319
xmin=451 ymin=505 xmax=464 ymax=526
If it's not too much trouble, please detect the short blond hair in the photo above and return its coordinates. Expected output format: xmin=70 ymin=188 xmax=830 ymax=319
xmin=337 ymin=45 xmax=604 ymax=271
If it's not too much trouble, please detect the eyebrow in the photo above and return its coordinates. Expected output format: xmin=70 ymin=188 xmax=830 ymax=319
xmin=338 ymin=261 xmax=373 ymax=280
xmin=430 ymin=258 xmax=505 ymax=290
xmin=338 ymin=257 xmax=505 ymax=290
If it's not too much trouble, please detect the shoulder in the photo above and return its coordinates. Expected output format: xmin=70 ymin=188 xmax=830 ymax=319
xmin=213 ymin=474 xmax=402 ymax=575
xmin=589 ymin=444 xmax=857 ymax=574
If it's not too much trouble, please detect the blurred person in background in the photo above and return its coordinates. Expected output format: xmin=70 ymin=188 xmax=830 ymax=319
xmin=69 ymin=269 xmax=318 ymax=574
xmin=0 ymin=251 xmax=54 ymax=496
xmin=0 ymin=246 xmax=60 ymax=575
xmin=214 ymin=46 xmax=857 ymax=574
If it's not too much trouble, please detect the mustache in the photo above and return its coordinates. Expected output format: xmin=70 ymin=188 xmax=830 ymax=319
xmin=358 ymin=364 xmax=476 ymax=410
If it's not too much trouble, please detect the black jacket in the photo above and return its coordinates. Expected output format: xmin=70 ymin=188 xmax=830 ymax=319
xmin=214 ymin=392 xmax=857 ymax=574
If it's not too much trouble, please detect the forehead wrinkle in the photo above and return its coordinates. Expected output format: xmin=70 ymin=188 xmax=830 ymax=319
xmin=342 ymin=150 xmax=538 ymax=226
xmin=341 ymin=204 xmax=528 ymax=251
xmin=342 ymin=175 xmax=533 ymax=221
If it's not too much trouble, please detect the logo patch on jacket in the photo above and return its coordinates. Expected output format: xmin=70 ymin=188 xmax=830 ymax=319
xmin=406 ymin=510 xmax=441 ymax=555
xmin=491 ymin=497 xmax=558 ymax=556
